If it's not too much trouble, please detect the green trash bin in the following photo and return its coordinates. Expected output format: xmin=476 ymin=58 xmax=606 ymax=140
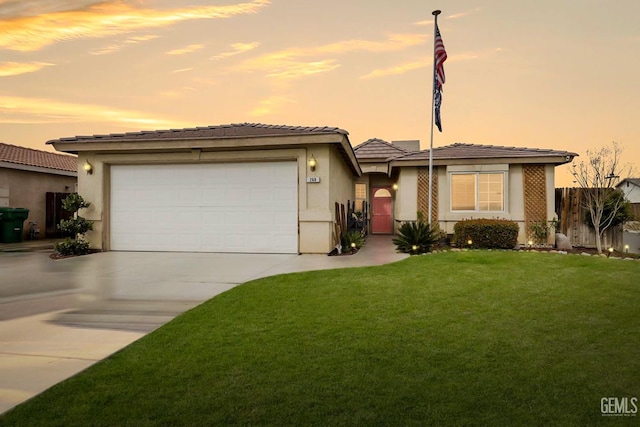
xmin=0 ymin=207 xmax=30 ymax=243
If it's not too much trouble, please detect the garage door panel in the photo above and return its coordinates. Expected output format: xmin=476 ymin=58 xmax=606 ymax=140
xmin=111 ymin=162 xmax=298 ymax=253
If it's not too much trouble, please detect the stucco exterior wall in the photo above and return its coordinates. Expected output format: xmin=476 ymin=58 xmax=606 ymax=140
xmin=395 ymin=167 xmax=417 ymax=223
xmin=509 ymin=164 xmax=526 ymax=243
xmin=545 ymin=164 xmax=557 ymax=245
xmin=0 ymin=168 xmax=76 ymax=239
xmin=328 ymin=145 xmax=356 ymax=214
xmin=78 ymin=145 xmax=353 ymax=254
xmin=437 ymin=164 xmax=533 ymax=243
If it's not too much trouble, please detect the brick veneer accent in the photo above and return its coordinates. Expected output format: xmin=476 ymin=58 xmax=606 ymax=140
xmin=522 ymin=165 xmax=547 ymax=240
xmin=417 ymin=167 xmax=438 ymax=223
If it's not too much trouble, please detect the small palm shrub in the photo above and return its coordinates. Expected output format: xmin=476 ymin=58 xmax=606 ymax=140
xmin=342 ymin=230 xmax=365 ymax=251
xmin=393 ymin=218 xmax=436 ymax=254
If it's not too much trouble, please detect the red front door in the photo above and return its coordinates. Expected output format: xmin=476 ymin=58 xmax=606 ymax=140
xmin=372 ymin=187 xmax=393 ymax=234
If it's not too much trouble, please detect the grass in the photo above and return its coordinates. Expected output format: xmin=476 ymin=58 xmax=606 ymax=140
xmin=2 ymin=251 xmax=639 ymax=426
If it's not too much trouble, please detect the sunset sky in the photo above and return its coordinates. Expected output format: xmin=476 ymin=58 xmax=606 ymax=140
xmin=0 ymin=0 xmax=638 ymax=186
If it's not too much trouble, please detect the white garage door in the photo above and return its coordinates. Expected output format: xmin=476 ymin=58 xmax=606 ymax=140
xmin=110 ymin=162 xmax=298 ymax=253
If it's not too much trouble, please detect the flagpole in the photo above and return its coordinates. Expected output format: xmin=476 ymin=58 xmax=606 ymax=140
xmin=428 ymin=9 xmax=440 ymax=226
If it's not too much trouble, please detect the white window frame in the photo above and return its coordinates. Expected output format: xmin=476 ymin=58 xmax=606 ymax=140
xmin=450 ymin=172 xmax=506 ymax=212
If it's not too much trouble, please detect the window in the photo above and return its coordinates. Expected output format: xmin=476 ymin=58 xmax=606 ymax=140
xmin=451 ymin=173 xmax=504 ymax=211
xmin=355 ymin=183 xmax=367 ymax=212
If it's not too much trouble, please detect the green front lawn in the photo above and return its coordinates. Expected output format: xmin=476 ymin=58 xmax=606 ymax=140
xmin=2 ymin=252 xmax=639 ymax=426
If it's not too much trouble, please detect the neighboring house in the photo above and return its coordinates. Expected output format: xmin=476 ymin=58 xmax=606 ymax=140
xmin=49 ymin=122 xmax=576 ymax=253
xmin=616 ymin=178 xmax=640 ymax=218
xmin=615 ymin=178 xmax=640 ymax=254
xmin=0 ymin=143 xmax=77 ymax=240
xmin=354 ymin=138 xmax=577 ymax=244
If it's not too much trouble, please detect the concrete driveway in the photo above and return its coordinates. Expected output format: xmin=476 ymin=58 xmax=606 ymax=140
xmin=0 ymin=235 xmax=408 ymax=413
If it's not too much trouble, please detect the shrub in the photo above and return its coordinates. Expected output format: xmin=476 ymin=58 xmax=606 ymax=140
xmin=54 ymin=238 xmax=90 ymax=256
xmin=584 ymin=189 xmax=635 ymax=228
xmin=53 ymin=194 xmax=93 ymax=257
xmin=341 ymin=230 xmax=365 ymax=251
xmin=393 ymin=217 xmax=436 ymax=254
xmin=528 ymin=219 xmax=557 ymax=245
xmin=453 ymin=219 xmax=519 ymax=249
xmin=58 ymin=217 xmax=94 ymax=237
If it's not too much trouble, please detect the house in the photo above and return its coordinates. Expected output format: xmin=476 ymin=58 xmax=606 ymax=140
xmin=354 ymin=138 xmax=577 ymax=244
xmin=48 ymin=124 xmax=360 ymax=254
xmin=615 ymin=178 xmax=640 ymax=254
xmin=616 ymin=178 xmax=640 ymax=218
xmin=0 ymin=143 xmax=77 ymax=240
xmin=49 ymin=123 xmax=576 ymax=253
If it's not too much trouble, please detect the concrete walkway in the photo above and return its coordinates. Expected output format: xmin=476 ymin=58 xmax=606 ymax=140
xmin=0 ymin=235 xmax=407 ymax=414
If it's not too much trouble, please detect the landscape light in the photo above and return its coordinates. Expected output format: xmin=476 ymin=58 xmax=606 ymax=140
xmin=624 ymin=244 xmax=629 ymax=253
xmin=392 ymin=183 xmax=399 ymax=190
xmin=412 ymin=245 xmax=418 ymax=252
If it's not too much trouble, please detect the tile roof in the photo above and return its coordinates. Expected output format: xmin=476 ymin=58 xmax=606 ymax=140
xmin=0 ymin=142 xmax=77 ymax=172
xmin=353 ymin=138 xmax=412 ymax=160
xmin=393 ymin=143 xmax=578 ymax=162
xmin=47 ymin=122 xmax=349 ymax=144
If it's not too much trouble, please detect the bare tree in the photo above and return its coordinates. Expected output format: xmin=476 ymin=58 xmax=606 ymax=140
xmin=570 ymin=142 xmax=633 ymax=253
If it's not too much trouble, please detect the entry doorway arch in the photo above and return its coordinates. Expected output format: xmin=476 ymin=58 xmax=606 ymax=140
xmin=371 ymin=187 xmax=393 ymax=234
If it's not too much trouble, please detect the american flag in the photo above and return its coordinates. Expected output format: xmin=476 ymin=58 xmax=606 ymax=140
xmin=434 ymin=23 xmax=447 ymax=90
xmin=434 ymin=22 xmax=447 ymax=132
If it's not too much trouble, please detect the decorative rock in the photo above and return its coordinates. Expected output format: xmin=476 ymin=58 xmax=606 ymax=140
xmin=558 ymin=251 xmax=567 ymax=255
xmin=549 ymin=250 xmax=559 ymax=254
xmin=555 ymin=233 xmax=572 ymax=250
xmin=580 ymin=252 xmax=592 ymax=256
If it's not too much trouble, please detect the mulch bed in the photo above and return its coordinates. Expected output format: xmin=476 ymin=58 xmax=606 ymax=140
xmin=49 ymin=249 xmax=101 ymax=260
xmin=523 ymin=246 xmax=639 ymax=259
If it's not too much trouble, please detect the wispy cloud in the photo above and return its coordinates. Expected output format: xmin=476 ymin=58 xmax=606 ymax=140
xmin=414 ymin=7 xmax=481 ymax=26
xmin=264 ymin=60 xmax=341 ymax=80
xmin=0 ymin=0 xmax=101 ymax=19
xmin=236 ymin=33 xmax=426 ymax=81
xmin=165 ymin=44 xmax=205 ymax=55
xmin=249 ymin=96 xmax=296 ymax=117
xmin=171 ymin=68 xmax=193 ymax=74
xmin=0 ymin=0 xmax=270 ymax=52
xmin=311 ymin=33 xmax=427 ymax=54
xmin=446 ymin=8 xmax=481 ymax=20
xmin=0 ymin=95 xmax=188 ymax=128
xmin=212 ymin=42 xmax=260 ymax=60
xmin=89 ymin=34 xmax=159 ymax=55
xmin=360 ymin=59 xmax=428 ymax=80
xmin=360 ymin=49 xmax=499 ymax=79
xmin=0 ymin=61 xmax=54 ymax=77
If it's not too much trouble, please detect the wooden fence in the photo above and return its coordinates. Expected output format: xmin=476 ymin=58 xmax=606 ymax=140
xmin=555 ymin=188 xmax=623 ymax=249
